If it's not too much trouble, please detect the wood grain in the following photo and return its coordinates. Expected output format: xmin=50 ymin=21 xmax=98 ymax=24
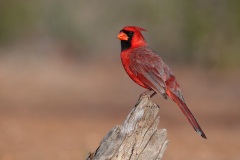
xmin=87 ymin=95 xmax=168 ymax=160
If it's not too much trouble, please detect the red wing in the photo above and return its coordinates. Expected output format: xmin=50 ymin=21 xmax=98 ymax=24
xmin=129 ymin=47 xmax=167 ymax=98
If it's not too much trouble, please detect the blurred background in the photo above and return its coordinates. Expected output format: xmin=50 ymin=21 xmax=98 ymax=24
xmin=0 ymin=0 xmax=240 ymax=159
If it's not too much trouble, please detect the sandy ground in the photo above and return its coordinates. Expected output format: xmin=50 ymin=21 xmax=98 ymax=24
xmin=0 ymin=57 xmax=240 ymax=160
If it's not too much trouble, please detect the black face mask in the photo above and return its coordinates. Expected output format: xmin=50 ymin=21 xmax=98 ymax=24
xmin=119 ymin=30 xmax=134 ymax=51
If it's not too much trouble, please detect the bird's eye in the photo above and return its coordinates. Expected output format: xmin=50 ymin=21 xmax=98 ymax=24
xmin=128 ymin=31 xmax=134 ymax=37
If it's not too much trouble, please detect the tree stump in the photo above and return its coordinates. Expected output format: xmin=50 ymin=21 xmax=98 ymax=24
xmin=86 ymin=95 xmax=168 ymax=160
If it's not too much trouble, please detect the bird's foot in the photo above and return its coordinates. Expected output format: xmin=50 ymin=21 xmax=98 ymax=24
xmin=135 ymin=90 xmax=155 ymax=107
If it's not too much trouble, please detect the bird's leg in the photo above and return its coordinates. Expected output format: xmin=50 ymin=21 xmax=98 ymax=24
xmin=140 ymin=90 xmax=152 ymax=97
xmin=150 ymin=91 xmax=157 ymax=98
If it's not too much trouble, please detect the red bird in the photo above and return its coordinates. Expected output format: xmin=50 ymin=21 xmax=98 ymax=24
xmin=117 ymin=26 xmax=206 ymax=139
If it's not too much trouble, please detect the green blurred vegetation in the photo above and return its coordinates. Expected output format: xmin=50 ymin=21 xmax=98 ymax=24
xmin=0 ymin=0 xmax=240 ymax=68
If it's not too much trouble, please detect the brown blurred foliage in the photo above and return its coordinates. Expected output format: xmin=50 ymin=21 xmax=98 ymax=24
xmin=0 ymin=0 xmax=240 ymax=67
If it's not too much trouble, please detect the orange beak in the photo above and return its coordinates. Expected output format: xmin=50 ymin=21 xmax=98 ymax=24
xmin=117 ymin=32 xmax=128 ymax=41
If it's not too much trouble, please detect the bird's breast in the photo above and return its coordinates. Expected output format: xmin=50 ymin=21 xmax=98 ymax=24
xmin=121 ymin=50 xmax=149 ymax=89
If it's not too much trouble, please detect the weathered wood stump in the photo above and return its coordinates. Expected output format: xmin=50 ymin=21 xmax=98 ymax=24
xmin=87 ymin=95 xmax=168 ymax=160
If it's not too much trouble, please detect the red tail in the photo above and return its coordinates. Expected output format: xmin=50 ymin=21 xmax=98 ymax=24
xmin=167 ymin=89 xmax=207 ymax=139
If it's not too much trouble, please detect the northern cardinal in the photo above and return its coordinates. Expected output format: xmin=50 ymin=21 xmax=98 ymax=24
xmin=117 ymin=26 xmax=206 ymax=139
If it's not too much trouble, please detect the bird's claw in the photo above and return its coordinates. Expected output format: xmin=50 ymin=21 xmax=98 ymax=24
xmin=135 ymin=90 xmax=153 ymax=107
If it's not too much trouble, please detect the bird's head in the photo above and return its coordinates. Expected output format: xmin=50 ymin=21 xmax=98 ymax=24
xmin=117 ymin=26 xmax=147 ymax=51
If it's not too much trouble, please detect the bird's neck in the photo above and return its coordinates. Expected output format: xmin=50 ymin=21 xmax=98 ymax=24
xmin=121 ymin=39 xmax=147 ymax=51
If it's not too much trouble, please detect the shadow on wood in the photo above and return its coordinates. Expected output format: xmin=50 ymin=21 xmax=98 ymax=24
xmin=87 ymin=95 xmax=168 ymax=160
